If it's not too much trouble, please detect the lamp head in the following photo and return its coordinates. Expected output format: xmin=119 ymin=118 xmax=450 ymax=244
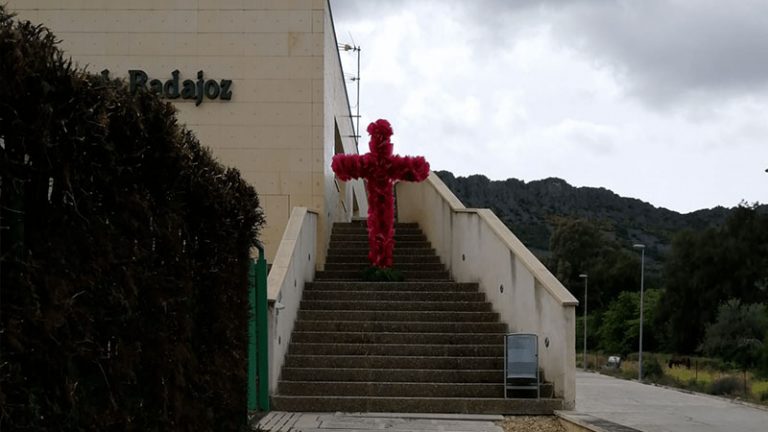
xmin=579 ymin=274 xmax=588 ymax=279
xmin=633 ymin=243 xmax=645 ymax=249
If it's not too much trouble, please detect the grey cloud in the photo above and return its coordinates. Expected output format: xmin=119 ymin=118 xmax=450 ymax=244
xmin=330 ymin=0 xmax=413 ymax=22
xmin=333 ymin=0 xmax=768 ymax=106
xmin=550 ymin=0 xmax=768 ymax=105
xmin=462 ymin=0 xmax=768 ymax=106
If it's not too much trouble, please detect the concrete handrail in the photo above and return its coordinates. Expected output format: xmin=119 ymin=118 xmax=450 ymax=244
xmin=396 ymin=172 xmax=577 ymax=408
xmin=422 ymin=174 xmax=577 ymax=306
xmin=266 ymin=207 xmax=317 ymax=391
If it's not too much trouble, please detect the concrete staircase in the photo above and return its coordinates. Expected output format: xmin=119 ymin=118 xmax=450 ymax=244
xmin=271 ymin=221 xmax=562 ymax=414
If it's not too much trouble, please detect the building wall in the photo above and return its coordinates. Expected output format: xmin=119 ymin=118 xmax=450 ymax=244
xmin=318 ymin=4 xmax=366 ymax=268
xmin=9 ymin=0 xmax=358 ymax=263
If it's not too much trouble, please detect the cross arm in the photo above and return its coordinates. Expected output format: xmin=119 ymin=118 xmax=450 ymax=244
xmin=331 ymin=154 xmax=368 ymax=181
xmin=389 ymin=155 xmax=430 ymax=182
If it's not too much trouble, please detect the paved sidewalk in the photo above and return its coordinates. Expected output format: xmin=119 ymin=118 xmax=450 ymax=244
xmin=255 ymin=412 xmax=504 ymax=432
xmin=576 ymin=371 xmax=768 ymax=432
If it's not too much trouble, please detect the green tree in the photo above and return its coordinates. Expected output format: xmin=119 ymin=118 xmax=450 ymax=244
xmin=575 ymin=315 xmax=600 ymax=354
xmin=549 ymin=218 xmax=604 ymax=283
xmin=589 ymin=248 xmax=641 ymax=310
xmin=549 ymin=218 xmax=642 ymax=313
xmin=597 ymin=289 xmax=663 ymax=356
xmin=701 ymin=299 xmax=768 ymax=371
xmin=660 ymin=205 xmax=768 ymax=353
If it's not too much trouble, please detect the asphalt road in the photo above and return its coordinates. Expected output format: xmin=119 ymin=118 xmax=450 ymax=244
xmin=576 ymin=371 xmax=768 ymax=432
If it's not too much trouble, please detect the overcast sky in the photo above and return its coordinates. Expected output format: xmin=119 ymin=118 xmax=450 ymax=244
xmin=330 ymin=0 xmax=768 ymax=213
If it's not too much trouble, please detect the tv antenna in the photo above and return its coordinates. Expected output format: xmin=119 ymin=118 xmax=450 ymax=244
xmin=338 ymin=36 xmax=361 ymax=142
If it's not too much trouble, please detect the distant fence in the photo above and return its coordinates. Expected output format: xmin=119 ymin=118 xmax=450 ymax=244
xmin=0 ymin=8 xmax=264 ymax=431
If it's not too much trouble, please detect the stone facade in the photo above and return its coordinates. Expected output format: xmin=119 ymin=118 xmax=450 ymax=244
xmin=9 ymin=0 xmax=364 ymax=264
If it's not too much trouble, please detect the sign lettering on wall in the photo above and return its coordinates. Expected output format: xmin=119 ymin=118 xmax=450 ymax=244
xmin=101 ymin=69 xmax=232 ymax=106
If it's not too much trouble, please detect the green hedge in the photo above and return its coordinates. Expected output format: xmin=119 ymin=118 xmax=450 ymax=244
xmin=0 ymin=8 xmax=265 ymax=430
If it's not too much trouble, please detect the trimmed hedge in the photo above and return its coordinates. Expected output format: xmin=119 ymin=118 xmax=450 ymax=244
xmin=0 ymin=8 xmax=265 ymax=431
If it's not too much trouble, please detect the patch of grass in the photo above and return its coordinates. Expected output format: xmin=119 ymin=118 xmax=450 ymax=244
xmin=709 ymin=376 xmax=744 ymax=396
xmin=641 ymin=356 xmax=768 ymax=404
xmin=588 ymin=352 xmax=768 ymax=405
xmin=760 ymin=390 xmax=768 ymax=402
xmin=666 ymin=365 xmax=768 ymax=400
xmin=752 ymin=380 xmax=768 ymax=397
xmin=753 ymin=380 xmax=768 ymax=393
xmin=665 ymin=365 xmax=719 ymax=385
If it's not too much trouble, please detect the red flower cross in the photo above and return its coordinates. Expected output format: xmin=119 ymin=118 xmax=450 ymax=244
xmin=331 ymin=119 xmax=430 ymax=268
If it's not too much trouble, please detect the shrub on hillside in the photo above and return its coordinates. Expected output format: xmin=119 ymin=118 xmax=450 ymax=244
xmin=643 ymin=357 xmax=664 ymax=379
xmin=0 ymin=7 xmax=264 ymax=431
xmin=709 ymin=376 xmax=743 ymax=396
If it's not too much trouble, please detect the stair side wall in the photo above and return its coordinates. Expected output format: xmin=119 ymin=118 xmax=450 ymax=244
xmin=396 ymin=173 xmax=578 ymax=409
xmin=266 ymin=207 xmax=318 ymax=391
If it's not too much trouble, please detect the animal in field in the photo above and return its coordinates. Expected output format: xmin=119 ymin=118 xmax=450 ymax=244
xmin=667 ymin=356 xmax=691 ymax=369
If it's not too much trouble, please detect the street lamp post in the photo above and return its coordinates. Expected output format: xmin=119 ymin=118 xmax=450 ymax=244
xmin=579 ymin=273 xmax=588 ymax=371
xmin=633 ymin=244 xmax=646 ymax=381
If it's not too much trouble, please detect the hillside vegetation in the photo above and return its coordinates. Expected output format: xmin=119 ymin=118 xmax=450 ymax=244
xmin=436 ymin=170 xmax=730 ymax=262
xmin=435 ymin=171 xmax=768 ymax=368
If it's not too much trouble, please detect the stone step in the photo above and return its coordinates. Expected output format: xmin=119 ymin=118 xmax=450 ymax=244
xmin=331 ymin=228 xmax=426 ymax=240
xmin=507 ymin=385 xmax=554 ymax=399
xmin=325 ymin=255 xmax=441 ymax=264
xmin=324 ymin=262 xmax=446 ymax=272
xmin=290 ymin=331 xmax=503 ymax=345
xmin=281 ymin=367 xmax=503 ymax=383
xmin=297 ymin=310 xmax=499 ymax=322
xmin=270 ymin=395 xmax=562 ymax=414
xmin=302 ymin=290 xmax=484 ymax=302
xmin=304 ymin=281 xmax=479 ymax=292
xmin=328 ymin=240 xmax=432 ymax=249
xmin=293 ymin=320 xmax=508 ymax=333
xmin=284 ymin=354 xmax=503 ymax=369
xmin=279 ymin=367 xmax=552 ymax=393
xmin=288 ymin=343 xmax=503 ymax=357
xmin=333 ymin=221 xmax=419 ymax=229
xmin=314 ymin=270 xmax=450 ymax=280
xmin=330 ymin=233 xmax=427 ymax=242
xmin=279 ymin=368 xmax=552 ymax=395
xmin=327 ymin=248 xmax=436 ymax=256
xmin=299 ymin=300 xmax=492 ymax=312
xmin=277 ymin=381 xmax=504 ymax=398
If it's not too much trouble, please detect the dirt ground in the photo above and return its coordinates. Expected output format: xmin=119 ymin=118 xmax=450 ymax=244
xmin=499 ymin=416 xmax=566 ymax=432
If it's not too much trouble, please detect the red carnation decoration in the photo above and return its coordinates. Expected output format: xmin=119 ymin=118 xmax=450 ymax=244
xmin=331 ymin=119 xmax=430 ymax=268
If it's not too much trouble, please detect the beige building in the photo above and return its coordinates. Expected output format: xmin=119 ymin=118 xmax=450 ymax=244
xmin=10 ymin=0 xmax=578 ymax=411
xmin=10 ymin=0 xmax=365 ymax=264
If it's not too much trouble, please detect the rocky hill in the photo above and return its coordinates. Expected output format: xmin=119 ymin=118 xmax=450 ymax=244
xmin=434 ymin=170 xmax=734 ymax=263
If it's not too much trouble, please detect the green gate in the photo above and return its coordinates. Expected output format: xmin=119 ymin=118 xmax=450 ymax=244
xmin=248 ymin=244 xmax=269 ymax=413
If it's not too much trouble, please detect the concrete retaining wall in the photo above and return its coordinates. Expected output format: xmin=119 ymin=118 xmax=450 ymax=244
xmin=396 ymin=173 xmax=578 ymax=408
xmin=266 ymin=207 xmax=317 ymax=391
